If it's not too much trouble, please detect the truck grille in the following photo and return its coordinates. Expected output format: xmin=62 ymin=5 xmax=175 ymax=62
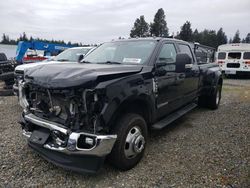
xmin=227 ymin=63 xmax=240 ymax=68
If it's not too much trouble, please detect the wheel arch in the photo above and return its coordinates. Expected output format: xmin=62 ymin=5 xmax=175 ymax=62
xmin=106 ymin=95 xmax=154 ymax=131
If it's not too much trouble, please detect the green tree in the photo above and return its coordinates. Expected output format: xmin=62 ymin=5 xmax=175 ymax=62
xmin=18 ymin=32 xmax=28 ymax=42
xmin=202 ymin=30 xmax=217 ymax=47
xmin=179 ymin=21 xmax=193 ymax=41
xmin=216 ymin=28 xmax=227 ymax=47
xmin=232 ymin=30 xmax=241 ymax=43
xmin=130 ymin=15 xmax=149 ymax=38
xmin=1 ymin=33 xmax=10 ymax=44
xmin=192 ymin=29 xmax=201 ymax=42
xmin=245 ymin=33 xmax=250 ymax=43
xmin=150 ymin=8 xmax=168 ymax=37
xmin=192 ymin=29 xmax=217 ymax=48
xmin=0 ymin=32 xmax=86 ymax=46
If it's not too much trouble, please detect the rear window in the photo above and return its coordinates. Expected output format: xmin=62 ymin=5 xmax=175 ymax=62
xmin=178 ymin=44 xmax=194 ymax=61
xmin=228 ymin=52 xmax=241 ymax=59
xmin=243 ymin=52 xmax=250 ymax=59
xmin=218 ymin=52 xmax=226 ymax=60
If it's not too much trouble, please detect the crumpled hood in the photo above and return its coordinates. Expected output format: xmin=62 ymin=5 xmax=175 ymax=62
xmin=24 ymin=62 xmax=143 ymax=89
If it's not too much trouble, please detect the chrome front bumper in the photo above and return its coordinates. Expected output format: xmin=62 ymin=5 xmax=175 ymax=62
xmin=23 ymin=113 xmax=117 ymax=157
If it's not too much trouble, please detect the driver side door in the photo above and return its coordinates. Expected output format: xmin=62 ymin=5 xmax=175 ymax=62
xmin=155 ymin=42 xmax=183 ymax=119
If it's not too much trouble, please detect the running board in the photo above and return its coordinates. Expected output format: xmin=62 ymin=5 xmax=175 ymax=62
xmin=152 ymin=103 xmax=197 ymax=130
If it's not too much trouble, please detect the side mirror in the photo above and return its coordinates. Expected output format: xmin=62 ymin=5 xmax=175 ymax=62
xmin=156 ymin=61 xmax=167 ymax=68
xmin=155 ymin=61 xmax=167 ymax=76
xmin=78 ymin=54 xmax=85 ymax=62
xmin=175 ymin=53 xmax=192 ymax=73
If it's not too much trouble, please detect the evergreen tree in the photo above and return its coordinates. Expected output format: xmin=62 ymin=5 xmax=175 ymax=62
xmin=201 ymin=30 xmax=217 ymax=47
xmin=232 ymin=30 xmax=241 ymax=43
xmin=18 ymin=32 xmax=28 ymax=41
xmin=150 ymin=8 xmax=168 ymax=37
xmin=175 ymin=31 xmax=180 ymax=39
xmin=245 ymin=33 xmax=250 ymax=43
xmin=179 ymin=21 xmax=193 ymax=41
xmin=1 ymin=33 xmax=10 ymax=44
xmin=216 ymin=28 xmax=227 ymax=47
xmin=192 ymin=29 xmax=201 ymax=42
xmin=130 ymin=15 xmax=149 ymax=38
xmin=192 ymin=29 xmax=218 ymax=48
xmin=0 ymin=32 xmax=85 ymax=46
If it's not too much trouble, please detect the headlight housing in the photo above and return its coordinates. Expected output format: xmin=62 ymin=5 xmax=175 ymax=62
xmin=18 ymin=81 xmax=29 ymax=110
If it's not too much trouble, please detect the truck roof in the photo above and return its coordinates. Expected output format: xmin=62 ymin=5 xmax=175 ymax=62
xmin=70 ymin=46 xmax=93 ymax=50
xmin=112 ymin=37 xmax=189 ymax=44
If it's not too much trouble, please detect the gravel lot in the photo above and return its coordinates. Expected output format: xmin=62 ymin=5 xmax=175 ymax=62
xmin=0 ymin=79 xmax=249 ymax=187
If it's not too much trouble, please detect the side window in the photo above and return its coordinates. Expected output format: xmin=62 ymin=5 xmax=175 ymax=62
xmin=157 ymin=43 xmax=177 ymax=71
xmin=157 ymin=43 xmax=177 ymax=63
xmin=178 ymin=44 xmax=194 ymax=62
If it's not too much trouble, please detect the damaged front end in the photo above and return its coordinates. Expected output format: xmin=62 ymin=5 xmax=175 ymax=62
xmin=18 ymin=81 xmax=117 ymax=173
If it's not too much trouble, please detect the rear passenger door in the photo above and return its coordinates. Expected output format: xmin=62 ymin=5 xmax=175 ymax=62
xmin=177 ymin=43 xmax=200 ymax=103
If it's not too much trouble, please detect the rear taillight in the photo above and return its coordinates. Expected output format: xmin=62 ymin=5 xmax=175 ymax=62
xmin=244 ymin=61 xmax=250 ymax=65
xmin=217 ymin=61 xmax=225 ymax=64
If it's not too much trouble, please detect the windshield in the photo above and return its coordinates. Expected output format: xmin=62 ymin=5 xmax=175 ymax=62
xmin=54 ymin=48 xmax=91 ymax=62
xmin=83 ymin=41 xmax=157 ymax=64
xmin=228 ymin=52 xmax=241 ymax=59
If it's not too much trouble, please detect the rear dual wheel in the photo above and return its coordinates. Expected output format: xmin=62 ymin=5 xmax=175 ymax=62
xmin=198 ymin=84 xmax=222 ymax=110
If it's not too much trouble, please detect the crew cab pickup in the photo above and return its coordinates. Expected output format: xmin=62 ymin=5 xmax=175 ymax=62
xmin=18 ymin=38 xmax=222 ymax=173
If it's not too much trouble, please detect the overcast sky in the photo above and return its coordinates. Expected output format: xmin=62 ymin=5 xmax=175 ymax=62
xmin=0 ymin=0 xmax=249 ymax=44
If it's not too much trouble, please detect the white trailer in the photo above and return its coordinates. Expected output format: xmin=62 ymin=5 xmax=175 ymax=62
xmin=216 ymin=43 xmax=250 ymax=75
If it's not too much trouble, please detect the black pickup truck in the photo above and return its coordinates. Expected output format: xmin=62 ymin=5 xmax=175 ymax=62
xmin=18 ymin=38 xmax=222 ymax=173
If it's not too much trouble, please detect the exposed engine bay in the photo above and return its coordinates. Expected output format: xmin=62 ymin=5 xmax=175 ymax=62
xmin=22 ymin=83 xmax=106 ymax=134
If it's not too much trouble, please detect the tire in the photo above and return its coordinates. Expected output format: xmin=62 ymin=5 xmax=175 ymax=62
xmin=198 ymin=84 xmax=222 ymax=110
xmin=0 ymin=53 xmax=7 ymax=61
xmin=207 ymin=84 xmax=222 ymax=110
xmin=198 ymin=95 xmax=207 ymax=107
xmin=108 ymin=113 xmax=148 ymax=171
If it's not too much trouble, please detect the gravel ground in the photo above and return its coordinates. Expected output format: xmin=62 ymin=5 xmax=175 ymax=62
xmin=0 ymin=79 xmax=249 ymax=187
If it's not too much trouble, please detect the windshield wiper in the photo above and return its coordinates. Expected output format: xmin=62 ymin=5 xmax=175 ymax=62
xmin=56 ymin=59 xmax=70 ymax=62
xmin=101 ymin=61 xmax=122 ymax=64
xmin=80 ymin=60 xmax=92 ymax=64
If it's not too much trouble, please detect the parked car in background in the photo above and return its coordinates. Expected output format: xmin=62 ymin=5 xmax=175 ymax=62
xmin=49 ymin=46 xmax=94 ymax=62
xmin=0 ymin=53 xmax=15 ymax=88
xmin=13 ymin=47 xmax=94 ymax=95
xmin=217 ymin=43 xmax=250 ymax=76
xmin=17 ymin=38 xmax=222 ymax=173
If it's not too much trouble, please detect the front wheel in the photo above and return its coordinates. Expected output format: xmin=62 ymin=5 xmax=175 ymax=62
xmin=108 ymin=113 xmax=148 ymax=171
